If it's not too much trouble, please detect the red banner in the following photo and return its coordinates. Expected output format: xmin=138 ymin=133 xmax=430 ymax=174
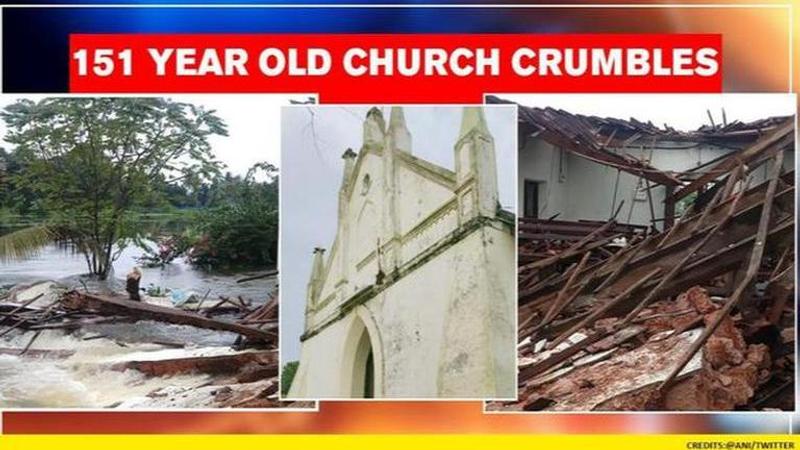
xmin=69 ymin=33 xmax=722 ymax=103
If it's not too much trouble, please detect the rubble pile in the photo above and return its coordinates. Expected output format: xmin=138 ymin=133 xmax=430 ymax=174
xmin=494 ymin=115 xmax=795 ymax=412
xmin=0 ymin=281 xmax=304 ymax=409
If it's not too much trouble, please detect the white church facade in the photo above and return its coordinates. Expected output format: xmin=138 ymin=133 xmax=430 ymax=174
xmin=287 ymin=106 xmax=516 ymax=399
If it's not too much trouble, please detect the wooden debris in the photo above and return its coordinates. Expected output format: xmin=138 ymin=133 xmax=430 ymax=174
xmin=61 ymin=291 xmax=276 ymax=343
xmin=0 ymin=276 xmax=287 ymax=409
xmin=112 ymin=349 xmax=278 ymax=377
xmin=496 ymin=110 xmax=795 ymax=412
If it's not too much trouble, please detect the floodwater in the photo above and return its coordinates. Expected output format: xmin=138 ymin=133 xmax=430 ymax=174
xmin=0 ymin=330 xmax=212 ymax=408
xmin=0 ymin=241 xmax=276 ymax=408
xmin=0 ymin=241 xmax=275 ymax=301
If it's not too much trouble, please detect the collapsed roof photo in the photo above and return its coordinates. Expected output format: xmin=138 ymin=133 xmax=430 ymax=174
xmin=488 ymin=95 xmax=795 ymax=412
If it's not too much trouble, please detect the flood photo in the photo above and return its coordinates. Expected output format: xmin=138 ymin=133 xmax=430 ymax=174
xmin=0 ymin=95 xmax=309 ymax=409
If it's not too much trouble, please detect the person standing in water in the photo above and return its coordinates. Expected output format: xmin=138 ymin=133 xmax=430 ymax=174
xmin=126 ymin=267 xmax=142 ymax=301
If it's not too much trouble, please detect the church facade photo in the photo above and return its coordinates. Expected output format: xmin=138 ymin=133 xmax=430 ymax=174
xmin=282 ymin=105 xmax=517 ymax=399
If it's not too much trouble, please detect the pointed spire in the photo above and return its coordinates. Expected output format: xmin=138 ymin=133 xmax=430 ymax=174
xmin=311 ymin=247 xmax=326 ymax=275
xmin=363 ymin=107 xmax=386 ymax=147
xmin=454 ymin=106 xmax=498 ymax=220
xmin=307 ymin=247 xmax=326 ymax=305
xmin=341 ymin=148 xmax=357 ymax=187
xmin=458 ymin=106 xmax=491 ymax=141
xmin=386 ymin=106 xmax=412 ymax=153
xmin=388 ymin=106 xmax=407 ymax=131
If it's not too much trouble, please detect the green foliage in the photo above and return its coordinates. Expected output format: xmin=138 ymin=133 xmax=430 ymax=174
xmin=0 ymin=148 xmax=40 ymax=215
xmin=280 ymin=361 xmax=299 ymax=396
xmin=0 ymin=98 xmax=278 ymax=276
xmin=0 ymin=225 xmax=55 ymax=263
xmin=188 ymin=163 xmax=279 ymax=269
xmin=1 ymin=97 xmax=226 ymax=279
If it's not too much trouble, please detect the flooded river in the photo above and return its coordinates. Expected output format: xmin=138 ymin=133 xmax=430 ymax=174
xmin=0 ymin=239 xmax=277 ymax=408
xmin=0 ymin=241 xmax=276 ymax=301
xmin=0 ymin=330 xmax=211 ymax=408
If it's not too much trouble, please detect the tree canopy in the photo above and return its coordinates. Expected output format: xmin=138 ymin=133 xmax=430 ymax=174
xmin=1 ymin=97 xmax=227 ymax=279
xmin=189 ymin=162 xmax=279 ymax=269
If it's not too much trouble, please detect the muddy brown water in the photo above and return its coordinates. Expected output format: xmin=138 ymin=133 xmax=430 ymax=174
xmin=0 ymin=242 xmax=276 ymax=408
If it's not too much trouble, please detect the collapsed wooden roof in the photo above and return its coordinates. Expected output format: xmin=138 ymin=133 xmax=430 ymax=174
xmin=514 ymin=103 xmax=682 ymax=187
xmin=671 ymin=118 xmax=795 ymax=201
xmin=497 ymin=117 xmax=796 ymax=411
xmin=488 ymin=95 xmax=793 ymax=189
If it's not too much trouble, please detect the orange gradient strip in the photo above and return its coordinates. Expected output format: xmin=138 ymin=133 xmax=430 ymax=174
xmin=1 ymin=402 xmax=717 ymax=434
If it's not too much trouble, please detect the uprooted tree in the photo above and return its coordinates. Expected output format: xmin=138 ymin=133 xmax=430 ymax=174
xmin=1 ymin=97 xmax=226 ymax=279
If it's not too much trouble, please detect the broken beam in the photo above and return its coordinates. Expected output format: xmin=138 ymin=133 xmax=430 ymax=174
xmin=671 ymin=120 xmax=793 ymax=201
xmin=62 ymin=291 xmax=276 ymax=342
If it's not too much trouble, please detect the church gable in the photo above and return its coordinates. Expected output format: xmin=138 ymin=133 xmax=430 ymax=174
xmin=315 ymin=150 xmax=383 ymax=312
xmin=304 ymin=106 xmax=501 ymax=328
xmin=290 ymin=105 xmax=515 ymax=400
xmin=346 ymin=152 xmax=384 ymax=269
xmin=395 ymin=158 xmax=456 ymax=236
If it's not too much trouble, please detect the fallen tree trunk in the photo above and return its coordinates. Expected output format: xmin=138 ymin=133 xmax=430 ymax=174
xmin=61 ymin=291 xmax=276 ymax=342
xmin=236 ymin=269 xmax=278 ymax=284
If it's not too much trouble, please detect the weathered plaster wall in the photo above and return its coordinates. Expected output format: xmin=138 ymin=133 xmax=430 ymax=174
xmin=288 ymin=223 xmax=516 ymax=399
xmin=517 ymin=139 xmax=569 ymax=220
xmin=289 ymin=106 xmax=515 ymax=399
xmin=289 ymin=305 xmax=385 ymax=398
xmin=517 ymin=137 xmax=780 ymax=229
xmin=518 ymin=138 xmax=649 ymax=224
xmin=395 ymin=157 xmax=455 ymax=237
